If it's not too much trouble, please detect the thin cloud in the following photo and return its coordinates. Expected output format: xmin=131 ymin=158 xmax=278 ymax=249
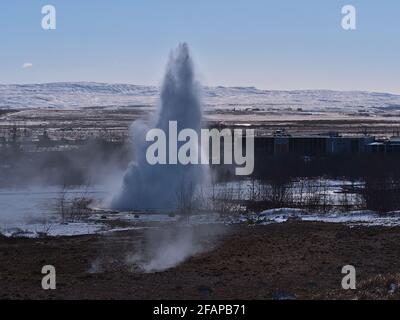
xmin=22 ymin=62 xmax=33 ymax=69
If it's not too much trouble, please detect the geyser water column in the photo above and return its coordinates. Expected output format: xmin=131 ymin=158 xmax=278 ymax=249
xmin=111 ymin=43 xmax=208 ymax=211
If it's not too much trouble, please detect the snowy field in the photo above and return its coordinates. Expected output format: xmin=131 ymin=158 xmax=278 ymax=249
xmin=2 ymin=82 xmax=400 ymax=113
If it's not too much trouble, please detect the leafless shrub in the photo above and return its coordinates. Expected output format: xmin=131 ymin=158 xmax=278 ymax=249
xmin=361 ymin=177 xmax=400 ymax=213
xmin=55 ymin=185 xmax=93 ymax=222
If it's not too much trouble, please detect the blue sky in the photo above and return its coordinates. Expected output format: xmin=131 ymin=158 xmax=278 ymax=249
xmin=0 ymin=0 xmax=399 ymax=93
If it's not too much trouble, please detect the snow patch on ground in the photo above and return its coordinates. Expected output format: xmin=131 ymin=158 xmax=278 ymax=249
xmin=89 ymin=211 xmax=222 ymax=224
xmin=0 ymin=222 xmax=105 ymax=238
xmin=243 ymin=208 xmax=400 ymax=227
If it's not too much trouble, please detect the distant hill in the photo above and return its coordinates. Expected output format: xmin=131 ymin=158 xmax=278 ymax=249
xmin=1 ymin=82 xmax=400 ymax=112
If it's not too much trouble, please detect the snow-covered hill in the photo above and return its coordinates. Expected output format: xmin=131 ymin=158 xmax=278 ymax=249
xmin=1 ymin=82 xmax=400 ymax=112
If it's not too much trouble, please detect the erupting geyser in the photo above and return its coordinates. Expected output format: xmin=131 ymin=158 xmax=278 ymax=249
xmin=111 ymin=43 xmax=208 ymax=211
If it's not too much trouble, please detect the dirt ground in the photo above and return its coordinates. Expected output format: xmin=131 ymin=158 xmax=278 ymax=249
xmin=1 ymin=221 xmax=400 ymax=300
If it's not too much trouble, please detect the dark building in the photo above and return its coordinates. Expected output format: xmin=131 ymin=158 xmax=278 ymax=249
xmin=254 ymin=131 xmax=378 ymax=157
xmin=369 ymin=137 xmax=400 ymax=153
xmin=386 ymin=137 xmax=400 ymax=153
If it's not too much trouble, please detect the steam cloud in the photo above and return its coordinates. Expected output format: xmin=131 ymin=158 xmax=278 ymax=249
xmin=111 ymin=43 xmax=208 ymax=211
xmin=105 ymin=44 xmax=220 ymax=274
xmin=126 ymin=225 xmax=225 ymax=273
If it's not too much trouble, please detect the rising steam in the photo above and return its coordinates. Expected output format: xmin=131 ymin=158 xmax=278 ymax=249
xmin=126 ymin=225 xmax=225 ymax=273
xmin=111 ymin=43 xmax=207 ymax=211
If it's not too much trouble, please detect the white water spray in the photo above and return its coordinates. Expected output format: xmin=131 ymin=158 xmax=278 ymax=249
xmin=111 ymin=43 xmax=208 ymax=211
